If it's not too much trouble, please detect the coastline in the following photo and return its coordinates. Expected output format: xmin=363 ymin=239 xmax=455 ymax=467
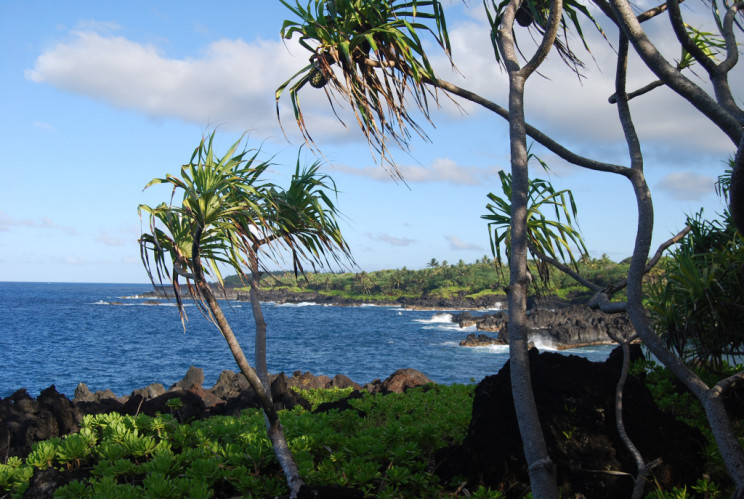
xmin=142 ymin=285 xmax=588 ymax=311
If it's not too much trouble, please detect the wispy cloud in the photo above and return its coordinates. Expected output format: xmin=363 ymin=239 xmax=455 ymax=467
xmin=95 ymin=229 xmax=129 ymax=247
xmin=33 ymin=121 xmax=57 ymax=132
xmin=367 ymin=232 xmax=417 ymax=246
xmin=446 ymin=235 xmax=484 ymax=251
xmin=656 ymin=172 xmax=716 ymax=201
xmin=331 ymin=158 xmax=503 ymax=185
xmin=0 ymin=212 xmax=79 ymax=235
xmin=25 ymin=30 xmax=342 ymax=141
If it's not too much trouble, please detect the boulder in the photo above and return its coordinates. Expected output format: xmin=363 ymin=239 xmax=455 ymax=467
xmin=130 ymin=383 xmax=166 ymax=400
xmin=211 ymin=369 xmax=251 ymax=400
xmin=73 ymin=383 xmax=119 ymax=403
xmin=169 ymin=366 xmax=205 ymax=391
xmin=381 ymin=368 xmax=433 ymax=394
xmin=435 ymin=347 xmax=705 ymax=498
xmin=0 ymin=386 xmax=81 ymax=460
xmin=331 ymin=374 xmax=362 ymax=390
xmin=130 ymin=391 xmax=207 ymax=421
xmin=286 ymin=370 xmax=333 ymax=390
xmin=187 ymin=384 xmax=223 ymax=409
xmin=271 ymin=373 xmax=311 ymax=411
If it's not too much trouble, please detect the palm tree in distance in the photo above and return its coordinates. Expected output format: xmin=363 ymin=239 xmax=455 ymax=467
xmin=138 ymin=132 xmax=352 ymax=498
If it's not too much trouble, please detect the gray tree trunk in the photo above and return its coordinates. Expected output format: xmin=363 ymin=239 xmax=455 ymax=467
xmin=192 ymin=232 xmax=303 ymax=498
xmin=249 ymin=257 xmax=271 ymax=394
xmin=506 ymin=73 xmax=559 ymax=499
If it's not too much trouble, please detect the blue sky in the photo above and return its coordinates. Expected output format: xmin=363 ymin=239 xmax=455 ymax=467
xmin=1 ymin=1 xmax=738 ymax=283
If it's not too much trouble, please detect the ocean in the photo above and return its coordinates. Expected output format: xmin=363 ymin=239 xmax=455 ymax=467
xmin=0 ymin=282 xmax=615 ymax=398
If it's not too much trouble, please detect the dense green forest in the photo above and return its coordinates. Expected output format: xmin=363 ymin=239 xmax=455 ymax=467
xmin=224 ymin=255 xmax=637 ymax=304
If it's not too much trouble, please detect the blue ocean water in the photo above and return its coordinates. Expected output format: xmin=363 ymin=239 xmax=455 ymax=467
xmin=0 ymin=282 xmax=615 ymax=398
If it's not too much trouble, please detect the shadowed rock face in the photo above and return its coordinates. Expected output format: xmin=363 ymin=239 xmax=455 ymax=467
xmin=435 ymin=347 xmax=706 ymax=498
xmin=0 ymin=386 xmax=81 ymax=461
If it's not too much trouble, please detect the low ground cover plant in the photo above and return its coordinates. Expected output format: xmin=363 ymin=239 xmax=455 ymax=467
xmin=1 ymin=385 xmax=475 ymax=498
xmin=3 ymin=368 xmax=741 ymax=497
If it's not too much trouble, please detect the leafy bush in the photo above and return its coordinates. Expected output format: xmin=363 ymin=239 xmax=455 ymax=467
xmin=645 ymin=166 xmax=744 ymax=372
xmin=0 ymin=385 xmax=474 ymax=498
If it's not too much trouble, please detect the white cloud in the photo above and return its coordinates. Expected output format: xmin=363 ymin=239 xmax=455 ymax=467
xmin=25 ymin=30 xmax=350 ymax=143
xmin=95 ymin=229 xmax=129 ymax=247
xmin=367 ymin=233 xmax=417 ymax=246
xmin=0 ymin=212 xmax=79 ymax=235
xmin=446 ymin=235 xmax=484 ymax=251
xmin=33 ymin=121 xmax=57 ymax=132
xmin=429 ymin=7 xmax=738 ymax=158
xmin=330 ymin=158 xmax=503 ymax=185
xmin=656 ymin=172 xmax=716 ymax=201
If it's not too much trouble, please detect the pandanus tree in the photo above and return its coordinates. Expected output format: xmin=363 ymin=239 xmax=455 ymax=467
xmin=483 ymin=167 xmax=588 ymax=289
xmin=244 ymin=157 xmax=353 ymax=389
xmin=278 ymin=0 xmax=744 ymax=496
xmin=138 ymin=132 xmax=352 ymax=498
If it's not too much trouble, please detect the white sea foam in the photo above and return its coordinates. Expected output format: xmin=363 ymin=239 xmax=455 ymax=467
xmin=439 ymin=340 xmax=461 ymax=348
xmin=530 ymin=337 xmax=559 ymax=352
xmin=414 ymin=313 xmax=454 ymax=324
xmin=479 ymin=344 xmax=510 ymax=354
xmin=275 ymin=301 xmax=319 ymax=307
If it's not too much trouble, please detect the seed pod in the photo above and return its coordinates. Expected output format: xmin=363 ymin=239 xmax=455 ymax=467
xmin=309 ymin=65 xmax=329 ymax=89
xmin=516 ymin=4 xmax=534 ymax=26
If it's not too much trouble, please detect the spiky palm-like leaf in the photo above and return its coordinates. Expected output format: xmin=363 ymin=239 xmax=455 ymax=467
xmin=482 ymin=169 xmax=588 ymax=286
xmin=139 ymin=132 xmax=353 ymax=322
xmin=277 ymin=0 xmax=452 ymax=177
xmin=483 ymin=0 xmax=607 ymax=74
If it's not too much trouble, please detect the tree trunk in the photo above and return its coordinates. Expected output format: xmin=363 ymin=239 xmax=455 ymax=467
xmin=191 ymin=231 xmax=303 ymax=498
xmin=506 ymin=72 xmax=559 ymax=499
xmin=623 ymin=171 xmax=744 ymax=494
xmin=250 ymin=256 xmax=271 ymax=394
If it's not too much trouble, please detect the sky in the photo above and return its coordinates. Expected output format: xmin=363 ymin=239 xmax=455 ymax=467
xmin=1 ymin=1 xmax=740 ymax=283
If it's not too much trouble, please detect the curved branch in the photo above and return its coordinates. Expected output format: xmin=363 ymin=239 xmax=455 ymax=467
xmin=428 ymin=77 xmax=631 ymax=175
xmin=608 ymin=79 xmax=664 ymax=104
xmin=521 ymin=0 xmax=565 ymax=78
xmin=609 ymin=0 xmax=742 ymax=144
xmin=719 ymin=2 xmax=744 ymax=73
xmin=615 ymin=34 xmax=643 ymax=170
xmin=667 ymin=0 xmax=718 ymax=74
xmin=528 ymin=224 xmax=690 ymax=313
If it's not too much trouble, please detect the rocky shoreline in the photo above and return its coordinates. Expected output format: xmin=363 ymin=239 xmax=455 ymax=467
xmin=144 ymin=285 xmax=517 ymax=310
xmin=454 ymin=304 xmax=633 ymax=349
xmin=0 ymin=366 xmax=434 ymax=461
xmin=144 ymin=287 xmax=625 ymax=349
xmin=3 ymin=351 xmax=722 ymax=498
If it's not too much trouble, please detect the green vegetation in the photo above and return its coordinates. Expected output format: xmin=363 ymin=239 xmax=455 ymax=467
xmin=139 ymin=132 xmax=354 ymax=495
xmin=227 ymin=255 xmax=632 ymax=304
xmin=3 ymin=372 xmax=742 ymax=497
xmin=647 ymin=168 xmax=744 ymax=371
xmin=1 ymin=385 xmax=476 ymax=498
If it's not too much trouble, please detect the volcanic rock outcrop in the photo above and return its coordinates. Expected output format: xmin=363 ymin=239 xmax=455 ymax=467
xmin=435 ymin=347 xmax=705 ymax=497
xmin=456 ymin=304 xmax=634 ymax=349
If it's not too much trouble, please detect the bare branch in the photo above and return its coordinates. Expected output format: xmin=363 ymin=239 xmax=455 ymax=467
xmin=614 ymin=35 xmax=644 ymax=170
xmin=429 ymin=77 xmax=631 ymax=175
xmin=608 ymin=79 xmax=664 ymax=103
xmin=667 ymin=0 xmax=719 ymax=74
xmin=609 ymin=0 xmax=742 ymax=144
